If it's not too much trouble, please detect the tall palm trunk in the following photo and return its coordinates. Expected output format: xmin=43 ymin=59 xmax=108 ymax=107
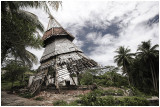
xmin=123 ymin=62 xmax=131 ymax=86
xmin=150 ymin=59 xmax=158 ymax=92
xmin=150 ymin=63 xmax=157 ymax=92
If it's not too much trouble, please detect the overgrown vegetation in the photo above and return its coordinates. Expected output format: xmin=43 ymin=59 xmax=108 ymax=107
xmin=1 ymin=81 xmax=25 ymax=91
xmin=80 ymin=66 xmax=129 ymax=88
xmin=79 ymin=40 xmax=159 ymax=96
xmin=114 ymin=40 xmax=159 ymax=95
xmin=34 ymin=97 xmax=44 ymax=101
xmin=19 ymin=92 xmax=35 ymax=98
xmin=1 ymin=1 xmax=158 ymax=106
xmin=81 ymin=89 xmax=149 ymax=106
xmin=53 ymin=100 xmax=79 ymax=106
xmin=79 ymin=89 xmax=149 ymax=106
xmin=1 ymin=60 xmax=36 ymax=91
xmin=52 ymin=89 xmax=149 ymax=106
xmin=1 ymin=1 xmax=62 ymax=67
xmin=1 ymin=1 xmax=61 ymax=94
xmin=53 ymin=100 xmax=68 ymax=106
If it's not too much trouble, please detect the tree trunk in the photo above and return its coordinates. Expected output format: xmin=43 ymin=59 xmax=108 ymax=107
xmin=152 ymin=61 xmax=158 ymax=92
xmin=150 ymin=60 xmax=158 ymax=92
xmin=150 ymin=62 xmax=157 ymax=92
xmin=11 ymin=81 xmax=14 ymax=90
xmin=123 ymin=63 xmax=131 ymax=86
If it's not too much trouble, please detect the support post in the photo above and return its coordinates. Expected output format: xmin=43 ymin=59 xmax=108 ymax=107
xmin=70 ymin=74 xmax=77 ymax=85
xmin=54 ymin=56 xmax=60 ymax=93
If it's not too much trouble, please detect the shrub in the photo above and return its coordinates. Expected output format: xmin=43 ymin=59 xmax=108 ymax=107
xmin=116 ymin=89 xmax=124 ymax=96
xmin=90 ymin=89 xmax=105 ymax=96
xmin=79 ymin=90 xmax=149 ymax=106
xmin=105 ymin=80 xmax=114 ymax=86
xmin=80 ymin=71 xmax=94 ymax=85
xmin=100 ymin=96 xmax=115 ymax=106
xmin=104 ymin=89 xmax=115 ymax=95
xmin=67 ymin=101 xmax=79 ymax=106
xmin=34 ymin=97 xmax=44 ymax=101
xmin=80 ymin=92 xmax=97 ymax=106
xmin=130 ymin=87 xmax=145 ymax=96
xmin=53 ymin=100 xmax=68 ymax=106
xmin=115 ymin=96 xmax=149 ymax=106
xmin=19 ymin=92 xmax=34 ymax=98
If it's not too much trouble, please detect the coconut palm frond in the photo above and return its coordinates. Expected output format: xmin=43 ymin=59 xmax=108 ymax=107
xmin=27 ymin=33 xmax=43 ymax=49
xmin=36 ymin=1 xmax=51 ymax=15
xmin=25 ymin=50 xmax=38 ymax=65
xmin=48 ymin=1 xmax=62 ymax=11
xmin=151 ymin=44 xmax=159 ymax=51
xmin=16 ymin=10 xmax=44 ymax=32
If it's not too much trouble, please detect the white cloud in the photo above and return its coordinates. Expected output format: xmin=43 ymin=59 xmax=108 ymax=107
xmin=86 ymin=32 xmax=97 ymax=41
xmin=88 ymin=1 xmax=159 ymax=66
xmin=73 ymin=39 xmax=84 ymax=49
xmin=26 ymin=1 xmax=159 ymax=69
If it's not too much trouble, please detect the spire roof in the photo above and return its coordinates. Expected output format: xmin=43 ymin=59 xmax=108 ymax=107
xmin=42 ymin=16 xmax=75 ymax=41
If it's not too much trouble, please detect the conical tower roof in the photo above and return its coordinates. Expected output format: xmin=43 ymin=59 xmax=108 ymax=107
xmin=42 ymin=16 xmax=75 ymax=42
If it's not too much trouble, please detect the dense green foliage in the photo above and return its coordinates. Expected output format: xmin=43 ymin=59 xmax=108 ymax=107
xmin=1 ymin=60 xmax=36 ymax=91
xmin=80 ymin=66 xmax=129 ymax=87
xmin=80 ymin=71 xmax=94 ymax=85
xmin=53 ymin=100 xmax=68 ymax=106
xmin=34 ymin=97 xmax=44 ymax=101
xmin=19 ymin=92 xmax=35 ymax=98
xmin=2 ymin=61 xmax=28 ymax=88
xmin=1 ymin=1 xmax=61 ymax=67
xmin=1 ymin=81 xmax=24 ymax=91
xmin=52 ymin=89 xmax=149 ymax=106
xmin=114 ymin=40 xmax=159 ymax=95
xmin=1 ymin=1 xmax=62 ymax=93
xmin=114 ymin=46 xmax=134 ymax=85
xmin=80 ymin=90 xmax=149 ymax=106
xmin=53 ymin=100 xmax=79 ymax=106
xmin=80 ymin=40 xmax=158 ymax=96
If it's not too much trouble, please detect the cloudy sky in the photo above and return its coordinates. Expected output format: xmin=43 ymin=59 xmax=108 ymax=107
xmin=27 ymin=1 xmax=159 ymax=69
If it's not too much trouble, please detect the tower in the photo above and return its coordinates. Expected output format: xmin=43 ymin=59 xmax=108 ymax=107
xmin=29 ymin=16 xmax=98 ymax=94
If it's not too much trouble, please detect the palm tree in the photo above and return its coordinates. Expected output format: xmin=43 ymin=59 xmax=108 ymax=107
xmin=1 ymin=10 xmax=44 ymax=64
xmin=114 ymin=46 xmax=134 ymax=86
xmin=136 ymin=40 xmax=159 ymax=92
xmin=1 ymin=1 xmax=62 ymax=15
xmin=1 ymin=1 xmax=62 ymax=66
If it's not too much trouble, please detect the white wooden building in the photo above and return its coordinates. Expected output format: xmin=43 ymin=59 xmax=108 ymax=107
xmin=29 ymin=16 xmax=98 ymax=94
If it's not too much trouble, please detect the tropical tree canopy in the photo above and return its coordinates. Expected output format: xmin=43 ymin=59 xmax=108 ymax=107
xmin=1 ymin=1 xmax=62 ymax=67
xmin=114 ymin=40 xmax=159 ymax=94
xmin=136 ymin=40 xmax=159 ymax=92
xmin=114 ymin=46 xmax=134 ymax=75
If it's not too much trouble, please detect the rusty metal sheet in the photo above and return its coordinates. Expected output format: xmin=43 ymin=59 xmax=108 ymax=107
xmin=42 ymin=27 xmax=75 ymax=41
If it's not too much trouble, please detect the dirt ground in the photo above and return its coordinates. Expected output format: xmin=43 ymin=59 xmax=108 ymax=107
xmin=1 ymin=90 xmax=91 ymax=106
xmin=1 ymin=91 xmax=44 ymax=106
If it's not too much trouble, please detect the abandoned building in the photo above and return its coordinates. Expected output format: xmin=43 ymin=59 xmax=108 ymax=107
xmin=29 ymin=16 xmax=98 ymax=94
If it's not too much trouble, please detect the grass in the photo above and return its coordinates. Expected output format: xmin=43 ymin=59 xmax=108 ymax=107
xmin=34 ymin=97 xmax=44 ymax=101
xmin=78 ymin=89 xmax=150 ymax=106
xmin=53 ymin=100 xmax=68 ymax=106
xmin=53 ymin=100 xmax=79 ymax=106
xmin=1 ymin=81 xmax=24 ymax=91
xmin=1 ymin=81 xmax=12 ymax=91
xmin=19 ymin=92 xmax=35 ymax=98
